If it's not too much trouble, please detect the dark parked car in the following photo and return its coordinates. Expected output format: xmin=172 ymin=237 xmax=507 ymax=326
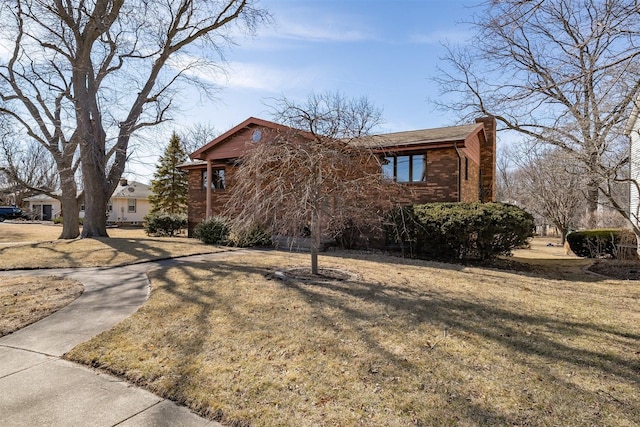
xmin=0 ymin=206 xmax=25 ymax=221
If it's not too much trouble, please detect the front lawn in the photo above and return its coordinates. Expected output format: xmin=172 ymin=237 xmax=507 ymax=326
xmin=66 ymin=250 xmax=640 ymax=426
xmin=0 ymin=276 xmax=84 ymax=336
xmin=0 ymin=224 xmax=226 ymax=269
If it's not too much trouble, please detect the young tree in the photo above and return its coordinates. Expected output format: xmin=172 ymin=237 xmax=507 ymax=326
xmin=434 ymin=0 xmax=640 ymax=227
xmin=0 ymin=0 xmax=268 ymax=239
xmin=500 ymin=143 xmax=585 ymax=243
xmin=226 ymin=92 xmax=403 ymax=274
xmin=149 ymin=132 xmax=188 ymax=215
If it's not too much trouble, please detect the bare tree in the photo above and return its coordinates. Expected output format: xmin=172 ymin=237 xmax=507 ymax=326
xmin=434 ymin=0 xmax=640 ymax=228
xmin=0 ymin=0 xmax=268 ymax=238
xmin=226 ymin=92 xmax=403 ymax=274
xmin=0 ymin=136 xmax=60 ymax=205
xmin=0 ymin=115 xmax=61 ymax=203
xmin=179 ymin=122 xmax=220 ymax=157
xmin=501 ymin=143 xmax=585 ymax=243
xmin=495 ymin=149 xmax=515 ymax=204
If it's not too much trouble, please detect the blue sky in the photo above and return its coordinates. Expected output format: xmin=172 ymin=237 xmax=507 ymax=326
xmin=131 ymin=0 xmax=483 ymax=180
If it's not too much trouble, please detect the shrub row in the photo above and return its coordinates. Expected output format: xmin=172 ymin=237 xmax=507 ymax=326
xmin=194 ymin=216 xmax=272 ymax=247
xmin=566 ymin=229 xmax=637 ymax=259
xmin=386 ymin=202 xmax=535 ymax=261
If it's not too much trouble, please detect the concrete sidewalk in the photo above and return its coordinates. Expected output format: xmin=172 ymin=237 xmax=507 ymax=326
xmin=0 ymin=253 xmax=239 ymax=426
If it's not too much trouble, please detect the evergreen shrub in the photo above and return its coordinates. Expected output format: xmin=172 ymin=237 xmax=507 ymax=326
xmin=144 ymin=212 xmax=187 ymax=237
xmin=194 ymin=216 xmax=231 ymax=245
xmin=386 ymin=202 xmax=535 ymax=261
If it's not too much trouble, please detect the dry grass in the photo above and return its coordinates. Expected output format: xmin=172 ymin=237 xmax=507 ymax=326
xmin=0 ymin=276 xmax=83 ymax=337
xmin=67 ymin=246 xmax=640 ymax=426
xmin=0 ymin=223 xmax=224 ymax=269
xmin=0 ymin=222 xmax=225 ymax=331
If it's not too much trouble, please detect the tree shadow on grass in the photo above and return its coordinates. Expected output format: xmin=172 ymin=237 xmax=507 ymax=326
xmin=0 ymin=236 xmax=223 ymax=269
xmin=126 ymin=255 xmax=639 ymax=425
xmin=320 ymin=249 xmax=612 ymax=284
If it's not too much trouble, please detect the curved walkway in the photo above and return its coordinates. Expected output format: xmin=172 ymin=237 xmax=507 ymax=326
xmin=0 ymin=252 xmax=243 ymax=427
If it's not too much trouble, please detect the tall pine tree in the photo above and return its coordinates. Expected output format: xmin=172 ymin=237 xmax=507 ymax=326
xmin=149 ymin=132 xmax=188 ymax=215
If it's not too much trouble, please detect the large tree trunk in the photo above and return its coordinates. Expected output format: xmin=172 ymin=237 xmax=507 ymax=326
xmin=80 ymin=142 xmax=110 ymax=238
xmin=556 ymin=223 xmax=568 ymax=245
xmin=58 ymin=169 xmax=80 ymax=239
xmin=585 ymin=183 xmax=599 ymax=229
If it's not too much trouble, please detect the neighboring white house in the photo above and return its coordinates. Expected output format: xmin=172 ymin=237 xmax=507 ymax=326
xmin=625 ymin=94 xmax=640 ymax=228
xmin=107 ymin=180 xmax=152 ymax=225
xmin=23 ymin=192 xmax=62 ymax=220
xmin=23 ymin=179 xmax=151 ymax=225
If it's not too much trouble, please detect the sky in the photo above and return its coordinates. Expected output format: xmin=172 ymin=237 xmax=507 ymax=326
xmin=128 ymin=0 xmax=483 ymax=181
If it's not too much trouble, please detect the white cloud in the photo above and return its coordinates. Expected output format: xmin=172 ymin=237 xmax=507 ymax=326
xmin=410 ymin=29 xmax=471 ymax=45
xmin=168 ymin=53 xmax=319 ymax=92
xmin=262 ymin=3 xmax=375 ymax=44
xmin=221 ymin=61 xmax=319 ymax=91
xmin=272 ymin=21 xmax=372 ymax=43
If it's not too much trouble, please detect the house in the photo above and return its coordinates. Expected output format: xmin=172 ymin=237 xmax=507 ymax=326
xmin=23 ymin=179 xmax=151 ymax=225
xmin=625 ymin=94 xmax=640 ymax=227
xmin=107 ymin=180 xmax=151 ymax=225
xmin=181 ymin=116 xmax=496 ymax=235
xmin=23 ymin=193 xmax=62 ymax=220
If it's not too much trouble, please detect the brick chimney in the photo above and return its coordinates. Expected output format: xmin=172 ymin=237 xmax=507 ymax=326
xmin=475 ymin=116 xmax=496 ymax=202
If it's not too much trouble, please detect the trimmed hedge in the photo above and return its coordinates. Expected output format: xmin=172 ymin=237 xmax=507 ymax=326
xmin=144 ymin=212 xmax=187 ymax=237
xmin=386 ymin=202 xmax=535 ymax=261
xmin=194 ymin=216 xmax=231 ymax=245
xmin=566 ymin=229 xmax=637 ymax=259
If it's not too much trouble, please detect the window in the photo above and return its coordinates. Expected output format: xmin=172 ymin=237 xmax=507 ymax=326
xmin=80 ymin=204 xmax=85 ymax=212
xmin=383 ymin=154 xmax=427 ymax=183
xmin=108 ymin=203 xmax=113 ymax=212
xmin=202 ymin=169 xmax=226 ymax=190
xmin=464 ymin=157 xmax=469 ymax=181
xmin=128 ymin=199 xmax=136 ymax=213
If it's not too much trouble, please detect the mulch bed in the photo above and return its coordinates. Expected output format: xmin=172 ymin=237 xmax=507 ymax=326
xmin=588 ymin=260 xmax=640 ymax=280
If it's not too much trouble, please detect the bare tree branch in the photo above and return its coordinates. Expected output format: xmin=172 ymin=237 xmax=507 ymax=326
xmin=227 ymin=92 xmax=404 ymax=273
xmin=434 ymin=0 xmax=640 ymax=226
xmin=0 ymin=0 xmax=269 ymax=238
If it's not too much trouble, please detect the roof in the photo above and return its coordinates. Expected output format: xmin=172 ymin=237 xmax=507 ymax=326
xmin=22 ymin=180 xmax=151 ymax=203
xmin=111 ymin=181 xmax=151 ymax=199
xmin=177 ymin=160 xmax=206 ymax=169
xmin=23 ymin=192 xmax=61 ymax=201
xmin=190 ymin=117 xmax=308 ymax=160
xmin=187 ymin=117 xmax=487 ymax=163
xmin=351 ymin=123 xmax=484 ymax=149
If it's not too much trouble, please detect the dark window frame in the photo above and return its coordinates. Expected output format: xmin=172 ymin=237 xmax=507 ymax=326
xmin=383 ymin=153 xmax=427 ymax=183
xmin=202 ymin=169 xmax=226 ymax=190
